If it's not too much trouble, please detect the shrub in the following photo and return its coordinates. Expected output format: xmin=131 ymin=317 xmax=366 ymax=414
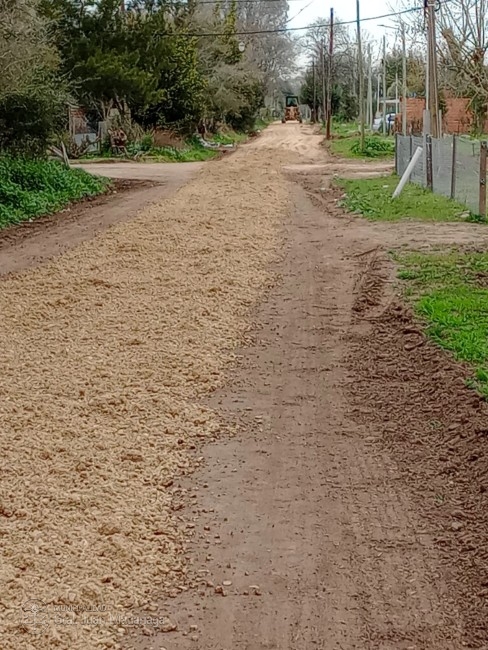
xmin=0 ymin=157 xmax=108 ymax=228
xmin=350 ymin=136 xmax=395 ymax=158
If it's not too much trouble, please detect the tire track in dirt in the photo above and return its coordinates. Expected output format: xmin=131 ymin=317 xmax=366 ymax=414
xmin=347 ymin=255 xmax=488 ymax=648
xmin=125 ymin=153 xmax=467 ymax=649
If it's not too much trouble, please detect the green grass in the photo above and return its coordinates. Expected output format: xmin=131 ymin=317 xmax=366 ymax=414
xmin=0 ymin=157 xmax=108 ymax=229
xmin=338 ymin=175 xmax=471 ymax=222
xmin=330 ymin=135 xmax=395 ymax=159
xmin=395 ymin=250 xmax=488 ymax=397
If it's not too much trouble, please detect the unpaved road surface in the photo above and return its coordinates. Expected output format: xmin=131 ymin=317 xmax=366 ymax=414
xmin=0 ymin=161 xmax=202 ymax=276
xmin=2 ymin=125 xmax=488 ymax=650
xmin=74 ymin=160 xmax=203 ymax=183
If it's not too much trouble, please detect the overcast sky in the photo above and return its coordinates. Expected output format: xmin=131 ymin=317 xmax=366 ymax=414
xmin=287 ymin=0 xmax=403 ymax=67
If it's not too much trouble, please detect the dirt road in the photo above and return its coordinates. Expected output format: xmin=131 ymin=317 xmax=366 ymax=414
xmin=2 ymin=125 xmax=488 ymax=649
xmin=0 ymin=161 xmax=202 ymax=276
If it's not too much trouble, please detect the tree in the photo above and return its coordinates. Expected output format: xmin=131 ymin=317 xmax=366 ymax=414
xmin=400 ymin=0 xmax=488 ymax=133
xmin=0 ymin=0 xmax=66 ymax=154
xmin=300 ymin=16 xmax=358 ymax=121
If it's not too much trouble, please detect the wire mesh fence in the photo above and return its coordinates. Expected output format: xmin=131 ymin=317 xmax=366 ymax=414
xmin=396 ymin=134 xmax=487 ymax=216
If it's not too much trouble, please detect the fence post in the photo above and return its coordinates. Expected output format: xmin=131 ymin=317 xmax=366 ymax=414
xmin=450 ymin=135 xmax=457 ymax=200
xmin=426 ymin=134 xmax=433 ymax=191
xmin=394 ymin=132 xmax=399 ymax=174
xmin=410 ymin=135 xmax=413 ymax=160
xmin=479 ymin=141 xmax=487 ymax=217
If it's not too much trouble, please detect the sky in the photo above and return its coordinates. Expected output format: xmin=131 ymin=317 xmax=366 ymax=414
xmin=287 ymin=0 xmax=403 ymax=67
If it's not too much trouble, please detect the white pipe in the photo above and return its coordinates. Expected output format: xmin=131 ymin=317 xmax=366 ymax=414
xmin=393 ymin=146 xmax=423 ymax=198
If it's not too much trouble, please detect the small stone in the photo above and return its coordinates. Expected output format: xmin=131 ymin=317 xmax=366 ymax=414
xmin=214 ymin=585 xmax=223 ymax=594
xmin=161 ymin=621 xmax=178 ymax=633
xmin=451 ymin=521 xmax=464 ymax=531
xmin=142 ymin=627 xmax=153 ymax=636
xmin=190 ymin=625 xmax=198 ymax=631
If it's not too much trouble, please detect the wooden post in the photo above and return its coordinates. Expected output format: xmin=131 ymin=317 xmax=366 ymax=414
xmin=450 ymin=135 xmax=457 ymax=200
xmin=357 ymin=0 xmax=365 ymax=151
xmin=326 ymin=8 xmax=334 ymax=139
xmin=312 ymin=60 xmax=316 ymax=123
xmin=402 ymin=22 xmax=407 ymax=136
xmin=479 ymin=141 xmax=487 ymax=217
xmin=426 ymin=134 xmax=433 ymax=191
xmin=394 ymin=132 xmax=399 ymax=174
xmin=321 ymin=42 xmax=326 ymax=125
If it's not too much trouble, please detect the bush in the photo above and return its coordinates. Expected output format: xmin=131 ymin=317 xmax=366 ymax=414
xmin=0 ymin=157 xmax=108 ymax=228
xmin=0 ymin=75 xmax=67 ymax=156
xmin=350 ymin=136 xmax=395 ymax=158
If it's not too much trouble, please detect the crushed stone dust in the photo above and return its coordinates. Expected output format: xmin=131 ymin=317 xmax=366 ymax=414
xmin=0 ymin=148 xmax=290 ymax=649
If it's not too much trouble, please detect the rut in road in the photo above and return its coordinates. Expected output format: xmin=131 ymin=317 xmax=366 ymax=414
xmin=127 ymin=126 xmax=469 ymax=650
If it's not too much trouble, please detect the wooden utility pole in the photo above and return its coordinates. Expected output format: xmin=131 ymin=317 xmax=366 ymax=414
xmin=321 ymin=41 xmax=326 ymax=125
xmin=312 ymin=60 xmax=316 ymax=122
xmin=356 ymin=0 xmax=365 ymax=150
xmin=376 ymin=73 xmax=381 ymax=116
xmin=367 ymin=44 xmax=373 ymax=129
xmin=426 ymin=0 xmax=440 ymax=136
xmin=382 ymin=35 xmax=387 ymax=135
xmin=402 ymin=22 xmax=407 ymax=135
xmin=326 ymin=8 xmax=334 ymax=139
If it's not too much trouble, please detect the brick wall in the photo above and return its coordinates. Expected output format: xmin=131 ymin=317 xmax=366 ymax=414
xmin=398 ymin=97 xmax=486 ymax=134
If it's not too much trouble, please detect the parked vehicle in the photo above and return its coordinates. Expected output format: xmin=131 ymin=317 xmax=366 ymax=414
xmin=372 ymin=113 xmax=396 ymax=133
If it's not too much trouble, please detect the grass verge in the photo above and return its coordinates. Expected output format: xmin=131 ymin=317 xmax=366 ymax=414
xmin=0 ymin=157 xmax=108 ymax=229
xmin=395 ymin=250 xmax=488 ymax=397
xmin=338 ymin=175 xmax=471 ymax=222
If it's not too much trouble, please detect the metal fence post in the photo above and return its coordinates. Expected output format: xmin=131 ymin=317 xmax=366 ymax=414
xmin=450 ymin=135 xmax=457 ymax=200
xmin=479 ymin=141 xmax=487 ymax=217
xmin=426 ymin=135 xmax=433 ymax=191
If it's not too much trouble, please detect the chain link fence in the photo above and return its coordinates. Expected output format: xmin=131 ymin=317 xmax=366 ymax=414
xmin=396 ymin=134 xmax=487 ymax=216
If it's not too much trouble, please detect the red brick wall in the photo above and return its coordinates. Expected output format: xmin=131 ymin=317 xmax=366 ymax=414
xmin=398 ymin=97 xmax=485 ymax=134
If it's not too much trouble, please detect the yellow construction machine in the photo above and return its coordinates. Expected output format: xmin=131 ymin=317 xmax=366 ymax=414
xmin=281 ymin=95 xmax=302 ymax=123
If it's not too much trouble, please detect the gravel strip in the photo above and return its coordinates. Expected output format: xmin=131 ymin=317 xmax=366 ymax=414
xmin=0 ymin=149 xmax=289 ymax=649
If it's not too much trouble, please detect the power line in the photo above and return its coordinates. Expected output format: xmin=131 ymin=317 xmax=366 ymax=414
xmin=156 ymin=5 xmax=427 ymax=37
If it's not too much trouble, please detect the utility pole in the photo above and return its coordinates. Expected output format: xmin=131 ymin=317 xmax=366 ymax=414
xmin=377 ymin=73 xmax=381 ymax=116
xmin=321 ymin=41 xmax=326 ymax=125
xmin=402 ymin=22 xmax=407 ymax=135
xmin=367 ymin=44 xmax=373 ymax=129
xmin=426 ymin=0 xmax=440 ymax=137
xmin=356 ymin=0 xmax=365 ymax=150
xmin=382 ymin=35 xmax=387 ymax=135
xmin=312 ymin=60 xmax=317 ymax=123
xmin=326 ymin=8 xmax=334 ymax=139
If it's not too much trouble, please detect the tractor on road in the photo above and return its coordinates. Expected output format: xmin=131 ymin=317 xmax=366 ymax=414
xmin=282 ymin=95 xmax=302 ymax=124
